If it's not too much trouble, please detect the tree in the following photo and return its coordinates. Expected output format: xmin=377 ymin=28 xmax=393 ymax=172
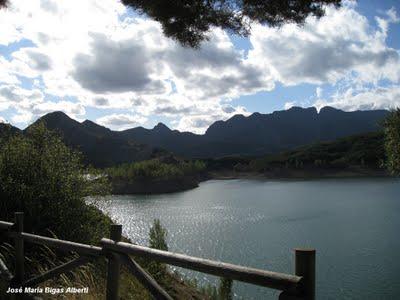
xmin=1 ymin=1 xmax=342 ymax=47
xmin=149 ymin=218 xmax=169 ymax=251
xmin=148 ymin=219 xmax=169 ymax=281
xmin=384 ymin=109 xmax=400 ymax=174
xmin=218 ymin=277 xmax=233 ymax=300
xmin=122 ymin=0 xmax=342 ymax=47
xmin=0 ymin=122 xmax=110 ymax=243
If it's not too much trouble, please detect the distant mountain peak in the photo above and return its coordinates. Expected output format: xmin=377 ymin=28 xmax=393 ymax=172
xmin=33 ymin=111 xmax=79 ymax=129
xmin=319 ymin=106 xmax=340 ymax=114
xmin=153 ymin=122 xmax=170 ymax=132
xmin=81 ymin=119 xmax=111 ymax=136
xmin=81 ymin=119 xmax=107 ymax=129
xmin=42 ymin=111 xmax=70 ymax=119
xmin=82 ymin=119 xmax=95 ymax=125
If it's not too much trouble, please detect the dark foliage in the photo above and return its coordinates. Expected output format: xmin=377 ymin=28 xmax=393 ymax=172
xmin=383 ymin=109 xmax=400 ymax=174
xmin=218 ymin=277 xmax=233 ymax=299
xmin=26 ymin=111 xmax=159 ymax=168
xmin=110 ymin=107 xmax=389 ymax=159
xmin=147 ymin=219 xmax=169 ymax=283
xmin=0 ymin=0 xmax=7 ymax=8
xmin=122 ymin=0 xmax=341 ymax=47
xmin=0 ymin=122 xmax=111 ymax=243
xmin=250 ymin=131 xmax=385 ymax=171
xmin=1 ymin=107 xmax=387 ymax=166
xmin=107 ymin=158 xmax=206 ymax=181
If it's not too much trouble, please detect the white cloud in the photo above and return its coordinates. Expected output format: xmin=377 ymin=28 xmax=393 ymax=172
xmin=247 ymin=5 xmax=400 ymax=86
xmin=386 ymin=7 xmax=400 ymax=23
xmin=96 ymin=113 xmax=148 ymax=130
xmin=11 ymin=112 xmax=33 ymax=124
xmin=0 ymin=1 xmax=399 ymax=132
xmin=175 ymin=104 xmax=249 ymax=133
xmin=284 ymin=101 xmax=296 ymax=110
xmin=316 ymin=87 xmax=323 ymax=98
xmin=0 ymin=85 xmax=44 ymax=109
xmin=314 ymin=85 xmax=400 ymax=111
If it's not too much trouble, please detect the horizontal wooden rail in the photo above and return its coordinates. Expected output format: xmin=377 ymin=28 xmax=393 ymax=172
xmin=101 ymin=239 xmax=302 ymax=293
xmin=7 ymin=232 xmax=103 ymax=257
xmin=0 ymin=213 xmax=315 ymax=300
xmin=0 ymin=221 xmax=13 ymax=230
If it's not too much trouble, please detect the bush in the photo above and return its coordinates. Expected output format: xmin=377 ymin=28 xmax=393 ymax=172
xmin=147 ymin=219 xmax=169 ymax=282
xmin=218 ymin=277 xmax=233 ymax=300
xmin=106 ymin=159 xmax=206 ymax=182
xmin=0 ymin=122 xmax=110 ymax=243
xmin=384 ymin=109 xmax=400 ymax=174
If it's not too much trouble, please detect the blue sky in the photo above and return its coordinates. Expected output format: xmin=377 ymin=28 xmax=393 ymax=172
xmin=0 ymin=0 xmax=399 ymax=133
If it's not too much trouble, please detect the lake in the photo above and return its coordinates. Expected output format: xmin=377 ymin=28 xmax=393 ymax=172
xmin=93 ymin=178 xmax=400 ymax=299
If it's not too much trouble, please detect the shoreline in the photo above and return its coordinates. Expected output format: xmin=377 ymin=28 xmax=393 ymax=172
xmin=109 ymin=168 xmax=394 ymax=195
xmin=209 ymin=169 xmax=392 ymax=180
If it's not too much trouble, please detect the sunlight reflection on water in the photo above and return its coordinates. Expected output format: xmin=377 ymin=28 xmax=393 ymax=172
xmin=88 ymin=178 xmax=400 ymax=300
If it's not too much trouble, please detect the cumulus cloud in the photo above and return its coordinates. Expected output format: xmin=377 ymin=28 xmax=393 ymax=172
xmin=0 ymin=0 xmax=399 ymax=132
xmin=0 ymin=83 xmax=84 ymax=125
xmin=0 ymin=85 xmax=43 ymax=105
xmin=175 ymin=104 xmax=249 ymax=133
xmin=284 ymin=101 xmax=296 ymax=110
xmin=92 ymin=97 xmax=109 ymax=107
xmin=316 ymin=87 xmax=323 ymax=98
xmin=314 ymin=85 xmax=400 ymax=111
xmin=25 ymin=50 xmax=53 ymax=71
xmin=96 ymin=113 xmax=147 ymax=130
xmin=247 ymin=4 xmax=400 ymax=86
xmin=11 ymin=112 xmax=33 ymax=124
xmin=72 ymin=33 xmax=166 ymax=94
xmin=31 ymin=100 xmax=85 ymax=116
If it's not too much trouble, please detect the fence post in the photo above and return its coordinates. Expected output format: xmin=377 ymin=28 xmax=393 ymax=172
xmin=295 ymin=249 xmax=315 ymax=300
xmin=106 ymin=224 xmax=122 ymax=300
xmin=14 ymin=212 xmax=24 ymax=286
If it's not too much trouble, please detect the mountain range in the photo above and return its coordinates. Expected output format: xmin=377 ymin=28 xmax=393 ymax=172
xmin=0 ymin=106 xmax=388 ymax=167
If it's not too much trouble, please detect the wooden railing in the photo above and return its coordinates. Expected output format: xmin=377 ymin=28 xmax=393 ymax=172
xmin=0 ymin=212 xmax=316 ymax=300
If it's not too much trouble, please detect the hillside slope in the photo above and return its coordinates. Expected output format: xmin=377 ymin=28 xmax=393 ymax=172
xmin=1 ymin=106 xmax=389 ymax=166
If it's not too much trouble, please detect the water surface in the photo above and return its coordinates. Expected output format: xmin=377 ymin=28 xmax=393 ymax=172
xmin=93 ymin=178 xmax=400 ymax=299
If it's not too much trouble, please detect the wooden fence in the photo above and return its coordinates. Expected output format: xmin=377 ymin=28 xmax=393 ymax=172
xmin=0 ymin=212 xmax=316 ymax=300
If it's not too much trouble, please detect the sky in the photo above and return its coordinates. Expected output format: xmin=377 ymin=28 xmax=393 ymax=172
xmin=0 ymin=0 xmax=399 ymax=133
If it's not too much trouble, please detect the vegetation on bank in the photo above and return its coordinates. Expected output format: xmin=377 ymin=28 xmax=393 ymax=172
xmin=199 ymin=131 xmax=388 ymax=179
xmin=106 ymin=130 xmax=389 ymax=191
xmin=106 ymin=158 xmax=207 ymax=194
xmin=0 ymin=122 xmax=110 ymax=243
xmin=249 ymin=131 xmax=385 ymax=172
xmin=384 ymin=109 xmax=400 ymax=174
xmin=106 ymin=158 xmax=206 ymax=181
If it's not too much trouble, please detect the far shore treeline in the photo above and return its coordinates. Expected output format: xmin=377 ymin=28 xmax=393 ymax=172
xmin=0 ymin=106 xmax=393 ymax=194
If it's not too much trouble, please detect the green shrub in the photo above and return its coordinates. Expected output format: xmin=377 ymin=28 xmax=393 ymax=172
xmin=147 ymin=219 xmax=169 ymax=282
xmin=0 ymin=122 xmax=110 ymax=243
xmin=384 ymin=109 xmax=400 ymax=174
xmin=218 ymin=277 xmax=233 ymax=300
xmin=106 ymin=159 xmax=206 ymax=181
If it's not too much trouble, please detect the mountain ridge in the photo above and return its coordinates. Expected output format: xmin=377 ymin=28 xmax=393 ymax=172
xmin=0 ymin=106 xmax=389 ymax=166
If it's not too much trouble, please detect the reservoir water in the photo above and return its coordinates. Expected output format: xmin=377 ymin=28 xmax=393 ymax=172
xmin=93 ymin=178 xmax=400 ymax=299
